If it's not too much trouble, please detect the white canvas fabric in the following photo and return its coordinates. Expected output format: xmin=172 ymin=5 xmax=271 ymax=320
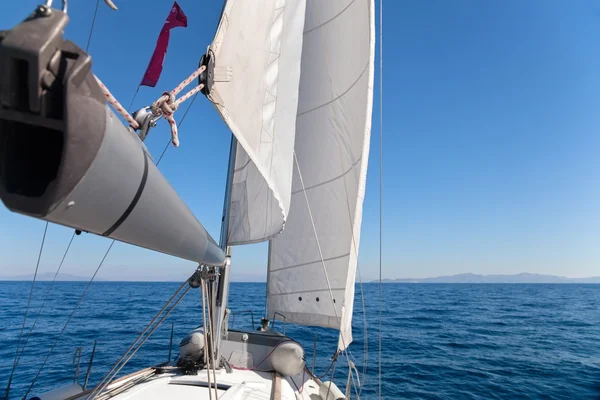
xmin=210 ymin=0 xmax=306 ymax=245
xmin=267 ymin=0 xmax=375 ymax=351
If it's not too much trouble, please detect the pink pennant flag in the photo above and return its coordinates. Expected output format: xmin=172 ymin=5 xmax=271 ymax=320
xmin=140 ymin=1 xmax=188 ymax=87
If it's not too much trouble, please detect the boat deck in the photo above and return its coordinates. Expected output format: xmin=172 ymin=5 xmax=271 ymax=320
xmin=81 ymin=367 xmax=322 ymax=400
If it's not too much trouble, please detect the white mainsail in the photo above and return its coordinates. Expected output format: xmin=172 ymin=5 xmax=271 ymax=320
xmin=210 ymin=0 xmax=307 ymax=245
xmin=267 ymin=0 xmax=375 ymax=350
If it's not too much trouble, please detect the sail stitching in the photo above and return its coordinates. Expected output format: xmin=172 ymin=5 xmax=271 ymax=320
xmin=297 ymin=61 xmax=369 ymax=116
xmin=271 ymin=252 xmax=351 ymax=272
xmin=292 ymin=151 xmax=349 ymax=355
xmin=291 ymin=157 xmax=362 ymax=195
xmin=303 ymin=0 xmax=358 ymax=35
xmin=270 ymin=288 xmax=345 ymax=296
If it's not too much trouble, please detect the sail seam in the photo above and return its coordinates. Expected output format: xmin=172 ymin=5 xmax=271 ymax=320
xmin=291 ymin=157 xmax=362 ymax=195
xmin=233 ymin=157 xmax=252 ymax=173
xmin=271 ymin=252 xmax=350 ymax=272
xmin=270 ymin=288 xmax=345 ymax=296
xmin=303 ymin=0 xmax=358 ymax=35
xmin=297 ymin=61 xmax=369 ymax=116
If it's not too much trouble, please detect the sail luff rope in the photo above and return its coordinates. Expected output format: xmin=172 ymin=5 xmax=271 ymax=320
xmin=22 ymin=240 xmax=115 ymax=399
xmin=5 ymin=222 xmax=48 ymax=399
xmin=378 ymin=0 xmax=383 ymax=399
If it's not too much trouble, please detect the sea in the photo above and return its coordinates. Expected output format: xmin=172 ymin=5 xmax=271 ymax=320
xmin=0 ymin=282 xmax=599 ymax=399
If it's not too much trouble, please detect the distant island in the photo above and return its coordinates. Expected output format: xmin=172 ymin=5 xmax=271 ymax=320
xmin=378 ymin=273 xmax=600 ymax=284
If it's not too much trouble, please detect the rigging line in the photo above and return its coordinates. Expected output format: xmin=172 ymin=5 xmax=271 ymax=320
xmin=306 ymin=4 xmax=366 ymax=397
xmin=206 ymin=283 xmax=219 ymax=400
xmin=378 ymin=0 xmax=383 ymax=399
xmin=156 ymin=91 xmax=199 ymax=165
xmin=293 ymin=151 xmax=360 ymax=398
xmin=325 ymin=356 xmax=339 ymax=400
xmin=200 ymin=279 xmax=213 ymax=400
xmin=14 ymin=232 xmax=77 ymax=367
xmin=292 ymin=152 xmax=346 ymax=351
xmin=86 ymin=0 xmax=101 ymax=52
xmin=24 ymin=81 xmax=194 ymax=399
xmin=127 ymin=86 xmax=141 ymax=113
xmin=89 ymin=286 xmax=192 ymax=400
xmin=22 ymin=240 xmax=115 ymax=400
xmin=88 ymin=278 xmax=191 ymax=399
xmin=5 ymin=222 xmax=48 ymax=400
xmin=202 ymin=279 xmax=220 ymax=400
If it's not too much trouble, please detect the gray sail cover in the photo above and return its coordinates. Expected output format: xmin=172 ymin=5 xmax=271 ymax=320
xmin=210 ymin=0 xmax=306 ymax=245
xmin=267 ymin=0 xmax=375 ymax=351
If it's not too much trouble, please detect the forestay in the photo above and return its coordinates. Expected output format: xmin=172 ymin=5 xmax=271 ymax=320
xmin=267 ymin=0 xmax=375 ymax=350
xmin=209 ymin=0 xmax=306 ymax=245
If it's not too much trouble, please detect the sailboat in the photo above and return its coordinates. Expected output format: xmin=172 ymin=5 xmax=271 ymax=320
xmin=0 ymin=0 xmax=377 ymax=398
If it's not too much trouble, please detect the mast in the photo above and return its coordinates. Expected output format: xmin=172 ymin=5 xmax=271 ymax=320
xmin=213 ymin=134 xmax=237 ymax=364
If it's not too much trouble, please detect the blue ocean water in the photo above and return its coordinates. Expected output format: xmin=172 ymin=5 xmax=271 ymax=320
xmin=1 ymin=282 xmax=599 ymax=399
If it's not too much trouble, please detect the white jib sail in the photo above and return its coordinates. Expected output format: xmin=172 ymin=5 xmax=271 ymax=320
xmin=267 ymin=0 xmax=375 ymax=351
xmin=210 ymin=0 xmax=307 ymax=245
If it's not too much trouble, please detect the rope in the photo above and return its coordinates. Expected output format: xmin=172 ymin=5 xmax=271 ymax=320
xmin=156 ymin=92 xmax=200 ymax=164
xmin=292 ymin=152 xmax=348 ymax=352
xmin=293 ymin=151 xmax=362 ymax=397
xmin=203 ymin=278 xmax=218 ymax=400
xmin=13 ymin=232 xmax=76 ymax=369
xmin=4 ymin=222 xmax=48 ymax=399
xmin=87 ymin=278 xmax=190 ymax=399
xmin=378 ymin=1 xmax=383 ymax=399
xmin=86 ymin=0 xmax=101 ymax=52
xmin=305 ymin=4 xmax=367 ymax=397
xmin=325 ymin=357 xmax=339 ymax=400
xmin=89 ymin=285 xmax=191 ymax=400
xmin=150 ymin=65 xmax=206 ymax=147
xmin=22 ymin=240 xmax=115 ymax=399
xmin=95 ymin=76 xmax=140 ymax=129
xmin=200 ymin=279 xmax=213 ymax=400
xmin=96 ymin=65 xmax=204 ymax=148
xmin=205 ymin=280 xmax=219 ymax=400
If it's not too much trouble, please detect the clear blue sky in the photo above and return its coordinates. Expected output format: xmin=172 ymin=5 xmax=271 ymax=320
xmin=0 ymin=0 xmax=599 ymax=280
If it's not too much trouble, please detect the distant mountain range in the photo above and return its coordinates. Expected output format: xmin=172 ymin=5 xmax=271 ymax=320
xmin=379 ymin=273 xmax=600 ymax=284
xmin=2 ymin=272 xmax=599 ymax=283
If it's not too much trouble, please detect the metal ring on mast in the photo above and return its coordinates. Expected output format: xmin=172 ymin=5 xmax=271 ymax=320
xmin=44 ymin=0 xmax=117 ymax=12
xmin=44 ymin=0 xmax=67 ymax=13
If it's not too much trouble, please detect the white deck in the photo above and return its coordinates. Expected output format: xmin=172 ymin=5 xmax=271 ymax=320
xmin=84 ymin=367 xmax=323 ymax=400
